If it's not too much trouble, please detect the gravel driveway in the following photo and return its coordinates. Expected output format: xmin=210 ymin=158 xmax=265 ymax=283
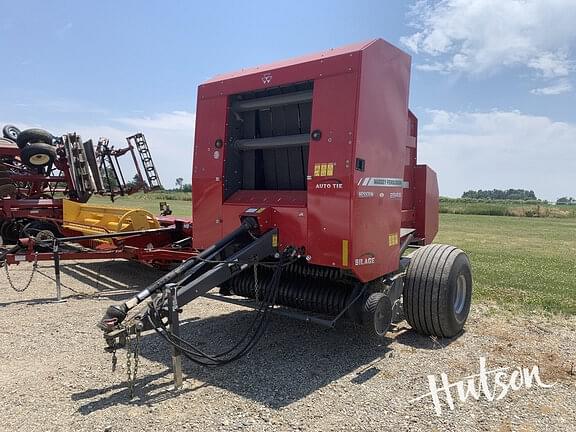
xmin=1 ymin=260 xmax=574 ymax=432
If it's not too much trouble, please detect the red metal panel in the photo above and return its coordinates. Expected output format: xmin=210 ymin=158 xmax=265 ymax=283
xmin=192 ymin=95 xmax=228 ymax=249
xmin=414 ymin=165 xmax=439 ymax=244
xmin=306 ymin=72 xmax=359 ymax=268
xmin=198 ymin=51 xmax=361 ymax=101
xmin=350 ymin=40 xmax=412 ymax=281
xmin=204 ymin=40 xmax=371 ymax=84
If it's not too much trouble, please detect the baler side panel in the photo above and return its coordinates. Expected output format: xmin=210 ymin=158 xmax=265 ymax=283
xmin=401 ymin=111 xmax=418 ymax=227
xmin=306 ymin=72 xmax=358 ymax=268
xmin=192 ymin=96 xmax=228 ymax=249
xmin=414 ymin=165 xmax=439 ymax=244
xmin=351 ymin=42 xmax=412 ymax=281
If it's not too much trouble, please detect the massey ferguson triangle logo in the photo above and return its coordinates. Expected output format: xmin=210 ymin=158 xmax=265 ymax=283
xmin=261 ymin=73 xmax=272 ymax=84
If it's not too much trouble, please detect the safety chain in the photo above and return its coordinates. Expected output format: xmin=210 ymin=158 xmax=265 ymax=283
xmin=126 ymin=328 xmax=141 ymax=398
xmin=253 ymin=264 xmax=260 ymax=301
xmin=2 ymin=254 xmax=38 ymax=292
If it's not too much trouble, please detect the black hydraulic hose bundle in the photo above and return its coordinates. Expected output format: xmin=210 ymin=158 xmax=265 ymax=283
xmin=147 ymin=252 xmax=287 ymax=366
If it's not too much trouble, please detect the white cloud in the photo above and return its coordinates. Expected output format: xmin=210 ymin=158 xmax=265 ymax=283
xmin=530 ymin=79 xmax=573 ymax=95
xmin=418 ymin=109 xmax=576 ymax=201
xmin=114 ymin=111 xmax=195 ymax=131
xmin=401 ymin=0 xmax=576 ymax=90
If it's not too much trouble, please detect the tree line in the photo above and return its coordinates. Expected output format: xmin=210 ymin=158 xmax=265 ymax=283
xmin=462 ymin=189 xmax=537 ymax=200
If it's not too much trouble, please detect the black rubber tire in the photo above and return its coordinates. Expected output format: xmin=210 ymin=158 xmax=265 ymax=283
xmin=20 ymin=142 xmax=57 ymax=167
xmin=3 ymin=125 xmax=20 ymax=142
xmin=0 ymin=220 xmax=25 ymax=244
xmin=16 ymin=128 xmax=54 ymax=149
xmin=404 ymin=244 xmax=472 ymax=338
xmin=362 ymin=292 xmax=393 ymax=338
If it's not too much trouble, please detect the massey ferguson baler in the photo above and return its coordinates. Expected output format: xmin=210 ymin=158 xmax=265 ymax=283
xmin=100 ymin=39 xmax=472 ymax=368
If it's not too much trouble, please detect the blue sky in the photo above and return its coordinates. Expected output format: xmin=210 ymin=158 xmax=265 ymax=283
xmin=0 ymin=0 xmax=574 ymax=200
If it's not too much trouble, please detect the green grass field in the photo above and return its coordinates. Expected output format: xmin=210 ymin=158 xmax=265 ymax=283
xmin=88 ymin=192 xmax=193 ymax=217
xmin=436 ymin=214 xmax=576 ymax=315
xmin=86 ymin=193 xmax=575 ymax=315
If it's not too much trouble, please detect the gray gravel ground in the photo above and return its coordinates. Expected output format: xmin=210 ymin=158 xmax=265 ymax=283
xmin=0 ymin=260 xmax=575 ymax=432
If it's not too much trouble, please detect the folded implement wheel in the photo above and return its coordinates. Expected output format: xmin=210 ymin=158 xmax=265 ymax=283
xmin=16 ymin=128 xmax=54 ymax=149
xmin=404 ymin=244 xmax=472 ymax=338
xmin=2 ymin=124 xmax=20 ymax=142
xmin=20 ymin=143 xmax=57 ymax=168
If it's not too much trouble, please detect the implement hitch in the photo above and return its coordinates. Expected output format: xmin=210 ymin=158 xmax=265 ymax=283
xmin=99 ymin=216 xmax=279 ymax=347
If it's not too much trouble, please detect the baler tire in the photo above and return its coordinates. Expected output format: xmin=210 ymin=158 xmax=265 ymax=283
xmin=2 ymin=125 xmax=20 ymax=142
xmin=404 ymin=244 xmax=472 ymax=338
xmin=20 ymin=143 xmax=57 ymax=168
xmin=16 ymin=128 xmax=54 ymax=149
xmin=362 ymin=292 xmax=393 ymax=339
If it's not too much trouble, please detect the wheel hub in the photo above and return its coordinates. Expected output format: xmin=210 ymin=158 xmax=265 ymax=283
xmin=454 ymin=274 xmax=468 ymax=315
xmin=30 ymin=154 xmax=50 ymax=166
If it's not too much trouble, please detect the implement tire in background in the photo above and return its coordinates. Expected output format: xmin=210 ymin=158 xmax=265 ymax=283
xmin=16 ymin=128 xmax=54 ymax=149
xmin=2 ymin=125 xmax=20 ymax=142
xmin=404 ymin=244 xmax=472 ymax=338
xmin=20 ymin=143 xmax=57 ymax=168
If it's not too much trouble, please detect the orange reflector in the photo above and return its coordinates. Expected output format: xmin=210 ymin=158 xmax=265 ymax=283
xmin=342 ymin=239 xmax=349 ymax=267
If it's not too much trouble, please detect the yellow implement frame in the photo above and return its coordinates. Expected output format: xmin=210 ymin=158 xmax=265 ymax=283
xmin=62 ymin=199 xmax=160 ymax=240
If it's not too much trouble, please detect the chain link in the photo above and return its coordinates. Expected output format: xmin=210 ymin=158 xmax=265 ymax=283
xmin=2 ymin=254 xmax=38 ymax=292
xmin=126 ymin=328 xmax=141 ymax=398
xmin=253 ymin=264 xmax=259 ymax=301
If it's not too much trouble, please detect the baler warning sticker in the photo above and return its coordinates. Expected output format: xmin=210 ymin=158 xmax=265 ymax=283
xmin=313 ymin=162 xmax=335 ymax=177
xmin=388 ymin=233 xmax=399 ymax=247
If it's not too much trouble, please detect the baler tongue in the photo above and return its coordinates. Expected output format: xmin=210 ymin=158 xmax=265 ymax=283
xmin=99 ymin=214 xmax=280 ymax=338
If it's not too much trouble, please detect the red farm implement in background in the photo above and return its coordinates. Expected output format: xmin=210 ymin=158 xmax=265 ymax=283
xmin=0 ymin=127 xmax=170 ymax=244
